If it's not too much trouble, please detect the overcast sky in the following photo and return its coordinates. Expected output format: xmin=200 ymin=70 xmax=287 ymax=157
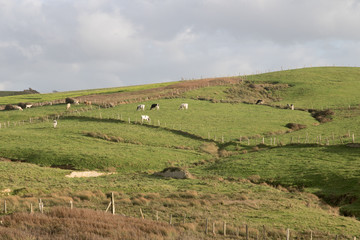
xmin=0 ymin=0 xmax=359 ymax=93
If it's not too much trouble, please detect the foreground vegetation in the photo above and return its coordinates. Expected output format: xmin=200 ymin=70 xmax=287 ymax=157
xmin=1 ymin=67 xmax=360 ymax=238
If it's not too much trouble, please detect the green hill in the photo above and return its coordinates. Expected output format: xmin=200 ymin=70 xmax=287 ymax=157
xmin=1 ymin=67 xmax=360 ymax=238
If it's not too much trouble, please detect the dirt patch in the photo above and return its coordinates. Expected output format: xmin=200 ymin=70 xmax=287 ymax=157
xmin=65 ymin=171 xmax=114 ymax=178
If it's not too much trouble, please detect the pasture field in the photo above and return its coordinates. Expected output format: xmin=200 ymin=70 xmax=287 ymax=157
xmin=1 ymin=67 xmax=360 ymax=238
xmin=0 ymin=81 xmax=176 ymax=105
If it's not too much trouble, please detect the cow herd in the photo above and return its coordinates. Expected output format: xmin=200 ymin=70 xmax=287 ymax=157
xmin=137 ymin=103 xmax=188 ymax=124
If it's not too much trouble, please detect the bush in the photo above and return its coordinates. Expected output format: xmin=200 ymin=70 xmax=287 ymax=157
xmin=65 ymin=97 xmax=75 ymax=104
xmin=285 ymin=123 xmax=307 ymax=131
xmin=309 ymin=109 xmax=335 ymax=123
xmin=4 ymin=104 xmax=16 ymax=110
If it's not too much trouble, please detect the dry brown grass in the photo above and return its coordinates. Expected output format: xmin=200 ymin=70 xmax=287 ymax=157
xmin=199 ymin=143 xmax=219 ymax=156
xmin=0 ymin=207 xmax=183 ymax=240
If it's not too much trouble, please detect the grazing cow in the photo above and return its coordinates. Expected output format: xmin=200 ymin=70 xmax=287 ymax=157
xmin=74 ymin=100 xmax=80 ymax=105
xmin=256 ymin=99 xmax=263 ymax=105
xmin=290 ymin=104 xmax=294 ymax=110
xmin=137 ymin=104 xmax=145 ymax=111
xmin=14 ymin=106 xmax=23 ymax=111
xmin=84 ymin=100 xmax=92 ymax=106
xmin=150 ymin=103 xmax=159 ymax=110
xmin=25 ymin=105 xmax=32 ymax=109
xmin=179 ymin=103 xmax=188 ymax=110
xmin=53 ymin=120 xmax=57 ymax=128
xmin=141 ymin=115 xmax=150 ymax=123
xmin=66 ymin=103 xmax=71 ymax=110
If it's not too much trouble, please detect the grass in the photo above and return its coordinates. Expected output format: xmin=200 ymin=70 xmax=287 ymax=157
xmin=1 ymin=67 xmax=360 ymax=238
xmin=0 ymin=81 xmax=177 ymax=105
xmin=201 ymin=144 xmax=360 ymax=216
xmin=79 ymin=98 xmax=317 ymax=141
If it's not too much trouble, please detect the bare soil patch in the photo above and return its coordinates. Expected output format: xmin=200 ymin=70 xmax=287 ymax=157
xmin=65 ymin=171 xmax=114 ymax=178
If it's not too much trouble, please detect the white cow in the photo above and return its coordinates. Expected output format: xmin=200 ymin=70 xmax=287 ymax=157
xmin=66 ymin=103 xmax=71 ymax=110
xmin=14 ymin=106 xmax=23 ymax=111
xmin=179 ymin=103 xmax=188 ymax=110
xmin=141 ymin=115 xmax=150 ymax=123
xmin=25 ymin=105 xmax=32 ymax=109
xmin=137 ymin=104 xmax=145 ymax=111
xmin=53 ymin=120 xmax=58 ymax=128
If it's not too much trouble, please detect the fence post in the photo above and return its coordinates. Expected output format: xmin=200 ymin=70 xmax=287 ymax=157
xmin=4 ymin=200 xmax=7 ymax=214
xmin=286 ymin=228 xmax=290 ymax=240
xmin=183 ymin=214 xmax=186 ymax=224
xmin=140 ymin=208 xmax=144 ymax=219
xmin=70 ymin=200 xmax=73 ymax=210
xmin=263 ymin=225 xmax=266 ymax=240
xmin=223 ymin=221 xmax=226 ymax=236
xmin=111 ymin=192 xmax=115 ymax=215
xmin=169 ymin=214 xmax=172 ymax=225
xmin=212 ymin=222 xmax=216 ymax=235
xmin=246 ymin=224 xmax=249 ymax=240
xmin=353 ymin=133 xmax=355 ymax=143
xmin=156 ymin=211 xmax=159 ymax=221
xmin=30 ymin=203 xmax=33 ymax=214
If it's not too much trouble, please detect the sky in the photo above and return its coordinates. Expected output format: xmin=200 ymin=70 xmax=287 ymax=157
xmin=0 ymin=0 xmax=360 ymax=93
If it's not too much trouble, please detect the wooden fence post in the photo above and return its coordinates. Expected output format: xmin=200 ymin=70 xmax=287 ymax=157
xmin=286 ymin=228 xmax=290 ymax=240
xmin=263 ymin=225 xmax=266 ymax=240
xmin=353 ymin=133 xmax=355 ymax=143
xmin=246 ymin=224 xmax=249 ymax=240
xmin=169 ymin=214 xmax=172 ymax=225
xmin=4 ymin=200 xmax=7 ymax=214
xmin=30 ymin=203 xmax=33 ymax=214
xmin=310 ymin=230 xmax=313 ymax=240
xmin=111 ymin=192 xmax=115 ymax=215
xmin=70 ymin=200 xmax=73 ymax=210
xmin=156 ymin=211 xmax=159 ymax=221
xmin=212 ymin=222 xmax=216 ymax=235
xmin=183 ymin=214 xmax=186 ymax=224
xmin=223 ymin=221 xmax=226 ymax=236
xmin=140 ymin=208 xmax=144 ymax=219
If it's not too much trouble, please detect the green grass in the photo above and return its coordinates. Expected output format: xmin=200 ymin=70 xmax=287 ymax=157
xmin=1 ymin=160 xmax=360 ymax=237
xmin=0 ymin=119 xmax=208 ymax=172
xmin=200 ymin=144 xmax=360 ymax=216
xmin=243 ymin=66 xmax=360 ymax=109
xmin=0 ymin=81 xmax=177 ymax=105
xmin=2 ymin=67 xmax=360 ymax=237
xmin=80 ymin=98 xmax=317 ymax=141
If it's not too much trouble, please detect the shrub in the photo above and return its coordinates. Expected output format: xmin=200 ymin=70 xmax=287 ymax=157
xmin=309 ymin=109 xmax=335 ymax=123
xmin=285 ymin=123 xmax=307 ymax=131
xmin=4 ymin=104 xmax=16 ymax=110
xmin=65 ymin=97 xmax=75 ymax=104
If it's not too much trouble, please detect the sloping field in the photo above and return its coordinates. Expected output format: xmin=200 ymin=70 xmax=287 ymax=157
xmin=1 ymin=67 xmax=360 ymax=238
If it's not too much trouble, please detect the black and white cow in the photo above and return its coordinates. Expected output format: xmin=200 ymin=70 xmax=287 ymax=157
xmin=256 ymin=99 xmax=263 ymax=105
xmin=150 ymin=103 xmax=159 ymax=110
xmin=137 ymin=104 xmax=145 ymax=111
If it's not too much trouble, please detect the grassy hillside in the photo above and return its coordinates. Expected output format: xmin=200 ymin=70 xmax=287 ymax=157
xmin=0 ymin=82 xmax=176 ymax=105
xmin=1 ymin=67 xmax=360 ymax=238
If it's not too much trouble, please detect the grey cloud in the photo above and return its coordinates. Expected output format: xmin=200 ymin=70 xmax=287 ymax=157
xmin=0 ymin=0 xmax=359 ymax=93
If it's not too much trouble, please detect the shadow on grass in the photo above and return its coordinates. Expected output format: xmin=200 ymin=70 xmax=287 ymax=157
xmin=63 ymin=115 xmax=215 ymax=143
